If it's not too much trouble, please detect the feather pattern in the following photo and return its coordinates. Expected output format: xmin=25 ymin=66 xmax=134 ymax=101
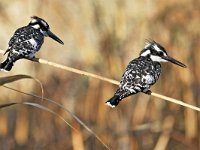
xmin=116 ymin=56 xmax=161 ymax=100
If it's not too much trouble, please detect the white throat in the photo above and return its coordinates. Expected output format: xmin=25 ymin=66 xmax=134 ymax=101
xmin=150 ymin=55 xmax=167 ymax=62
xmin=40 ymin=29 xmax=48 ymax=36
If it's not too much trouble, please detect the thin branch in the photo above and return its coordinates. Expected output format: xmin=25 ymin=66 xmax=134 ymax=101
xmin=33 ymin=57 xmax=119 ymax=85
xmin=0 ymin=50 xmax=200 ymax=112
xmin=0 ymin=101 xmax=78 ymax=132
xmin=151 ymin=93 xmax=200 ymax=112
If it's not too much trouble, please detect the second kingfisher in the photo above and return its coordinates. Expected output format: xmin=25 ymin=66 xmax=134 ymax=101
xmin=0 ymin=16 xmax=64 ymax=71
xmin=106 ymin=40 xmax=187 ymax=108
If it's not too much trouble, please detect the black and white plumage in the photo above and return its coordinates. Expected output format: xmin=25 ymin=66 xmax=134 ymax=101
xmin=106 ymin=40 xmax=186 ymax=108
xmin=0 ymin=16 xmax=64 ymax=71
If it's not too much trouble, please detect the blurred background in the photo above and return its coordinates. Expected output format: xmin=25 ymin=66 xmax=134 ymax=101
xmin=0 ymin=0 xmax=199 ymax=149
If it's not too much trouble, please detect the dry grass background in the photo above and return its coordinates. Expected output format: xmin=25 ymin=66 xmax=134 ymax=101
xmin=0 ymin=0 xmax=199 ymax=150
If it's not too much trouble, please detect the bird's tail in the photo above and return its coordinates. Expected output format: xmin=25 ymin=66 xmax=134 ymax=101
xmin=0 ymin=58 xmax=14 ymax=72
xmin=105 ymin=95 xmax=120 ymax=108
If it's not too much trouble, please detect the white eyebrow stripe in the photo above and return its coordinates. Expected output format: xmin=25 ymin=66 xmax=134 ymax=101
xmin=140 ymin=50 xmax=150 ymax=56
xmin=41 ymin=20 xmax=48 ymax=26
xmin=153 ymin=44 xmax=162 ymax=52
xmin=32 ymin=24 xmax=40 ymax=29
xmin=31 ymin=19 xmax=37 ymax=23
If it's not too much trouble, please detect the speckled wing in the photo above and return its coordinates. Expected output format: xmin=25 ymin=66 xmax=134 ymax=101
xmin=115 ymin=57 xmax=161 ymax=100
xmin=6 ymin=26 xmax=44 ymax=59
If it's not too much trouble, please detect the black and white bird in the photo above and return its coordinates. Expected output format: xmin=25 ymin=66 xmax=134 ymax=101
xmin=106 ymin=40 xmax=186 ymax=108
xmin=0 ymin=16 xmax=64 ymax=71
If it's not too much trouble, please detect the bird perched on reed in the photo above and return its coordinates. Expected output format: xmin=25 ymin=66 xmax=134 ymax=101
xmin=106 ymin=40 xmax=186 ymax=108
xmin=0 ymin=16 xmax=64 ymax=71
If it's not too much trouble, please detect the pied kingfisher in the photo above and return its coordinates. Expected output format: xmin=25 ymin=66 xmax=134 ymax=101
xmin=106 ymin=40 xmax=186 ymax=108
xmin=0 ymin=16 xmax=64 ymax=71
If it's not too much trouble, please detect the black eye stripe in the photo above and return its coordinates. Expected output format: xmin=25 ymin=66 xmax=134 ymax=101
xmin=158 ymin=51 xmax=164 ymax=56
xmin=150 ymin=49 xmax=157 ymax=55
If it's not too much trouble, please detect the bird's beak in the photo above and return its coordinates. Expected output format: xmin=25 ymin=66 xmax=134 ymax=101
xmin=47 ymin=30 xmax=64 ymax=45
xmin=162 ymin=56 xmax=187 ymax=68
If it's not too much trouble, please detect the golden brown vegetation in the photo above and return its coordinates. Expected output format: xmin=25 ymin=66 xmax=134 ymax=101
xmin=0 ymin=0 xmax=200 ymax=150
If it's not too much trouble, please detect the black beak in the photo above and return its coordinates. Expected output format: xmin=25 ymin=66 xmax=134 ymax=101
xmin=47 ymin=30 xmax=64 ymax=45
xmin=163 ymin=56 xmax=187 ymax=68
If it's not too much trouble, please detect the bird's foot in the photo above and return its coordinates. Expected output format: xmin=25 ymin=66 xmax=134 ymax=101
xmin=143 ymin=90 xmax=152 ymax=95
xmin=27 ymin=56 xmax=36 ymax=61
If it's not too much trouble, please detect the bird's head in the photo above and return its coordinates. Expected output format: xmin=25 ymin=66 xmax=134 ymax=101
xmin=139 ymin=40 xmax=186 ymax=68
xmin=28 ymin=16 xmax=64 ymax=45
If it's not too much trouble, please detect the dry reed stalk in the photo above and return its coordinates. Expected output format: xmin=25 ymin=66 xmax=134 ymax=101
xmin=15 ymin=108 xmax=29 ymax=145
xmin=34 ymin=57 xmax=119 ymax=85
xmin=1 ymin=85 xmax=110 ymax=150
xmin=0 ymin=113 xmax=7 ymax=136
xmin=0 ymin=50 xmax=200 ymax=112
xmin=154 ymin=115 xmax=175 ymax=150
xmin=71 ymin=122 xmax=85 ymax=150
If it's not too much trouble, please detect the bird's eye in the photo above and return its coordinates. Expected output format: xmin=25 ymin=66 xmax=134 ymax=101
xmin=158 ymin=51 xmax=164 ymax=56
